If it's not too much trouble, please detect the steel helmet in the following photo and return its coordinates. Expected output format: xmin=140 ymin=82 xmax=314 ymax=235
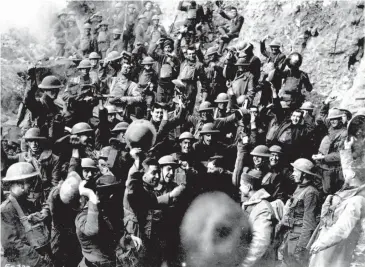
xmin=23 ymin=128 xmax=47 ymax=141
xmin=38 ymin=75 xmax=62 ymax=89
xmin=327 ymin=108 xmax=343 ymax=120
xmin=158 ymin=155 xmax=178 ymax=166
xmin=112 ymin=121 xmax=130 ymax=133
xmin=179 ymin=132 xmax=195 ymax=141
xmin=269 ymin=39 xmax=281 ymax=47
xmin=105 ymin=105 xmax=118 ymax=114
xmin=269 ymin=145 xmax=283 ymax=154
xmin=128 ymin=3 xmax=136 ymax=9
xmin=89 ymin=52 xmax=101 ymax=60
xmin=214 ymin=93 xmax=229 ymax=103
xmin=106 ymin=51 xmax=122 ymax=62
xmin=141 ymin=57 xmax=155 ymax=65
xmin=77 ymin=59 xmax=93 ymax=69
xmin=58 ymin=11 xmax=67 ymax=17
xmin=81 ymin=158 xmax=98 ymax=169
xmin=137 ymin=14 xmax=146 ymax=20
xmin=124 ymin=119 xmax=157 ymax=151
xmin=115 ymin=2 xmax=123 ymax=8
xmin=112 ymin=28 xmax=123 ymax=35
xmin=71 ymin=122 xmax=93 ymax=135
xmin=250 ymin=145 xmax=270 ymax=157
xmin=236 ymin=41 xmax=253 ymax=52
xmin=84 ymin=23 xmax=92 ymax=29
xmin=300 ymin=101 xmax=315 ymax=111
xmin=152 ymin=15 xmax=160 ymax=21
xmin=199 ymin=123 xmax=220 ymax=135
xmin=60 ymin=171 xmax=82 ymax=204
xmin=199 ymin=101 xmax=214 ymax=112
xmin=99 ymin=146 xmax=112 ymax=159
xmin=172 ymin=79 xmax=186 ymax=90
xmin=205 ymin=46 xmax=219 ymax=57
xmin=3 ymin=162 xmax=39 ymax=182
xmin=288 ymin=52 xmax=303 ymax=68
xmin=291 ymin=158 xmax=317 ymax=176
xmin=235 ymin=57 xmax=251 ymax=66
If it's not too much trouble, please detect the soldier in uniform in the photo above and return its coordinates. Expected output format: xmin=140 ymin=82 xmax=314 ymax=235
xmin=145 ymin=15 xmax=168 ymax=48
xmin=97 ymin=21 xmax=111 ymax=59
xmin=1 ymin=162 xmax=54 ymax=267
xmin=123 ymin=4 xmax=139 ymax=52
xmin=89 ymin=51 xmax=102 ymax=72
xmin=204 ymin=46 xmax=227 ymax=102
xmin=107 ymin=28 xmax=124 ymax=55
xmin=74 ymin=23 xmax=98 ymax=57
xmin=24 ymin=75 xmax=65 ymax=143
xmin=6 ymin=128 xmax=61 ymax=200
xmin=260 ymin=38 xmax=286 ymax=70
xmin=54 ymin=11 xmax=69 ymax=57
xmin=278 ymin=158 xmax=320 ymax=267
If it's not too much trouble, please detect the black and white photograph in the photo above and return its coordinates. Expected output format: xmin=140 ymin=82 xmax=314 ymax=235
xmin=0 ymin=0 xmax=365 ymax=266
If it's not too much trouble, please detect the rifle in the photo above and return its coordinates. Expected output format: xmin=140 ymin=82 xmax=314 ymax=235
xmin=17 ymin=64 xmax=37 ymax=126
xmin=169 ymin=15 xmax=178 ymax=35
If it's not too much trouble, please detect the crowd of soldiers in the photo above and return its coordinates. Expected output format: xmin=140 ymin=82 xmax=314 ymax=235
xmin=1 ymin=1 xmax=365 ymax=267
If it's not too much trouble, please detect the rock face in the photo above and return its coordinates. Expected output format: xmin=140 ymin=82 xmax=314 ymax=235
xmin=233 ymin=0 xmax=364 ymax=111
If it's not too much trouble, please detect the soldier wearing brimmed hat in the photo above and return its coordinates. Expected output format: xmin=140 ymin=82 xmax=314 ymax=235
xmin=5 ymin=127 xmax=61 ymax=199
xmin=1 ymin=162 xmax=54 ymax=267
xmin=225 ymin=56 xmax=256 ymax=109
xmin=279 ymin=158 xmax=320 ymax=267
xmin=148 ymin=38 xmax=179 ymax=104
xmin=193 ymin=122 xmax=227 ymax=163
xmin=96 ymin=20 xmax=111 ymax=59
xmin=141 ymin=1 xmax=162 ymax=25
xmin=204 ymin=46 xmax=227 ymax=102
xmin=312 ymin=108 xmax=347 ymax=194
xmin=54 ymin=10 xmax=69 ymax=57
xmin=24 ymin=75 xmax=65 ymax=142
xmin=260 ymin=36 xmax=286 ymax=70
xmin=278 ymin=52 xmax=313 ymax=111
xmin=74 ymin=23 xmax=98 ymax=56
xmin=178 ymin=0 xmax=203 ymax=34
xmin=240 ymin=168 xmax=277 ymax=267
xmin=134 ymin=14 xmax=148 ymax=48
xmin=65 ymin=16 xmax=81 ymax=56
xmin=107 ymin=28 xmax=124 ymax=54
xmin=76 ymin=174 xmax=127 ymax=267
xmin=123 ymin=154 xmax=184 ymax=266
xmin=237 ymin=41 xmax=261 ymax=86
xmin=145 ymin=14 xmax=167 ymax=47
xmin=47 ymin=171 xmax=83 ymax=267
xmin=175 ymin=35 xmax=209 ymax=113
xmin=137 ymin=56 xmax=158 ymax=114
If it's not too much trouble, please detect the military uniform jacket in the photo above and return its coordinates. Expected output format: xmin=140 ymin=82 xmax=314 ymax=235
xmin=1 ymin=195 xmax=53 ymax=267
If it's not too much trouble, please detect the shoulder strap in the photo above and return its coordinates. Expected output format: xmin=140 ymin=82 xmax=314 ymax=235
xmin=8 ymin=195 xmax=27 ymax=218
xmin=262 ymin=172 xmax=273 ymax=185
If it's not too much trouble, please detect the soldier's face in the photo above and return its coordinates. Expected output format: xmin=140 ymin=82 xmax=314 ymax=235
xmin=200 ymin=111 xmax=209 ymax=121
xmin=164 ymin=45 xmax=172 ymax=53
xmin=79 ymin=134 xmax=93 ymax=148
xmin=207 ymin=162 xmax=218 ymax=173
xmin=218 ymin=103 xmax=227 ymax=110
xmin=151 ymin=108 xmax=163 ymax=122
xmin=144 ymin=64 xmax=152 ymax=71
xmin=253 ymin=156 xmax=263 ymax=167
xmin=28 ymin=140 xmax=42 ymax=154
xmin=203 ymin=134 xmax=212 ymax=145
xmin=80 ymin=68 xmax=90 ymax=76
xmin=180 ymin=139 xmax=192 ymax=154
xmin=98 ymin=159 xmax=110 ymax=175
xmin=186 ymin=50 xmax=196 ymax=62
xmin=82 ymin=168 xmax=98 ymax=181
xmin=292 ymin=168 xmax=303 ymax=184
xmin=269 ymin=153 xmax=280 ymax=166
xmin=230 ymin=9 xmax=237 ymax=17
xmin=291 ymin=111 xmax=302 ymax=125
xmin=90 ymin=59 xmax=99 ymax=67
xmin=117 ymin=131 xmax=126 ymax=143
xmin=44 ymin=89 xmax=59 ymax=100
xmin=101 ymin=25 xmax=107 ymax=31
xmin=330 ymin=118 xmax=340 ymax=128
xmin=121 ymin=63 xmax=131 ymax=75
xmin=342 ymin=114 xmax=348 ymax=124
xmin=143 ymin=165 xmax=160 ymax=187
xmin=162 ymin=165 xmax=175 ymax=183
xmin=271 ymin=46 xmax=280 ymax=55
xmin=107 ymin=113 xmax=117 ymax=124
xmin=153 ymin=19 xmax=159 ymax=26
xmin=145 ymin=2 xmax=152 ymax=10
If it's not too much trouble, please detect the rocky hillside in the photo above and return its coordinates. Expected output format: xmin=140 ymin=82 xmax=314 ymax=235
xmin=1 ymin=0 xmax=364 ymax=125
